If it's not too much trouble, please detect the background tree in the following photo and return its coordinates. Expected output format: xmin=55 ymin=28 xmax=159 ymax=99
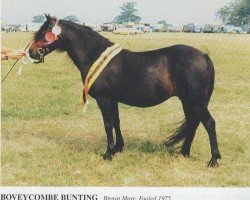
xmin=217 ymin=0 xmax=250 ymax=26
xmin=32 ymin=15 xmax=46 ymax=23
xmin=157 ymin=20 xmax=172 ymax=31
xmin=232 ymin=0 xmax=250 ymax=25
xmin=114 ymin=2 xmax=141 ymax=24
xmin=216 ymin=5 xmax=231 ymax=25
xmin=63 ymin=15 xmax=80 ymax=23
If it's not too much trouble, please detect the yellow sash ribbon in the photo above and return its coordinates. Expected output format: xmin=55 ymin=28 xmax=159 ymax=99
xmin=81 ymin=43 xmax=122 ymax=111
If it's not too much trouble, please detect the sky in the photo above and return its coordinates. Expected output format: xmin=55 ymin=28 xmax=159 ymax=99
xmin=1 ymin=0 xmax=233 ymax=25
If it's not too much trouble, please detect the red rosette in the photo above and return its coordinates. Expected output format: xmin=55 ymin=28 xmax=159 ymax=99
xmin=45 ymin=32 xmax=56 ymax=43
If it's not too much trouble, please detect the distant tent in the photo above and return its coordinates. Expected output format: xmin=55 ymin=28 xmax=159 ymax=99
xmin=20 ymin=22 xmax=43 ymax=32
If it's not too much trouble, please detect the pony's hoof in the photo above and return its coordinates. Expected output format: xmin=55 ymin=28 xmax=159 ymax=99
xmin=114 ymin=145 xmax=123 ymax=153
xmin=103 ymin=153 xmax=113 ymax=160
xmin=181 ymin=149 xmax=190 ymax=157
xmin=207 ymin=159 xmax=219 ymax=168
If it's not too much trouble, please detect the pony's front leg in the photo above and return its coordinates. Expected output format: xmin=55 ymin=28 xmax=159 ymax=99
xmin=96 ymin=98 xmax=115 ymax=160
xmin=113 ymin=102 xmax=124 ymax=153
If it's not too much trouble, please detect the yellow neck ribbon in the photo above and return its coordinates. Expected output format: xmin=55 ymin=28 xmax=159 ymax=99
xmin=81 ymin=43 xmax=122 ymax=112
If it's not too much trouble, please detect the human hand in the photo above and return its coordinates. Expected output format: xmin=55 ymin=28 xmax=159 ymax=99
xmin=7 ymin=50 xmax=27 ymax=60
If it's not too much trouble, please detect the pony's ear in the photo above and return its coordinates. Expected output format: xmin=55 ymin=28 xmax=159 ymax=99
xmin=44 ymin=13 xmax=52 ymax=21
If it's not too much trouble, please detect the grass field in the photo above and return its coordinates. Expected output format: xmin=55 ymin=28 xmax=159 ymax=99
xmin=1 ymin=31 xmax=250 ymax=186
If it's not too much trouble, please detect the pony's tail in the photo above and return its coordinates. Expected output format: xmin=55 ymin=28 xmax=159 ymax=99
xmin=165 ymin=119 xmax=186 ymax=147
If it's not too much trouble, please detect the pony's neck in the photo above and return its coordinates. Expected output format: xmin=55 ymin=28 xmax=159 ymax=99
xmin=60 ymin=20 xmax=113 ymax=79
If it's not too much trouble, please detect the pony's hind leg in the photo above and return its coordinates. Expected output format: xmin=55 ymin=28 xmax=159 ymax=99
xmin=199 ymin=108 xmax=221 ymax=167
xmin=180 ymin=103 xmax=200 ymax=157
xmin=185 ymin=105 xmax=221 ymax=167
xmin=166 ymin=101 xmax=221 ymax=167
xmin=113 ymin=102 xmax=124 ymax=153
xmin=165 ymin=103 xmax=200 ymax=156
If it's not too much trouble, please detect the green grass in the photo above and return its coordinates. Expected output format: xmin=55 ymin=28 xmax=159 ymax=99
xmin=1 ymin=32 xmax=250 ymax=186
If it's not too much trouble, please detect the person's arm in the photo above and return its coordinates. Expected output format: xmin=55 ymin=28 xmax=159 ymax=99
xmin=1 ymin=49 xmax=27 ymax=61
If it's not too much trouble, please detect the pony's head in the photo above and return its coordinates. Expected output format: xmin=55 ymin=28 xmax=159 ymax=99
xmin=29 ymin=14 xmax=64 ymax=63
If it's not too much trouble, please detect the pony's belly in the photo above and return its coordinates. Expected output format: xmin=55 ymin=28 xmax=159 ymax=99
xmin=117 ymin=93 xmax=172 ymax=108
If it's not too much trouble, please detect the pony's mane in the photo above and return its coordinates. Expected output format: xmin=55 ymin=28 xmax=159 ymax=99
xmin=60 ymin=20 xmax=112 ymax=46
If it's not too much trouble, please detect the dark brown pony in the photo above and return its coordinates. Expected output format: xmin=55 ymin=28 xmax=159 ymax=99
xmin=29 ymin=15 xmax=221 ymax=167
